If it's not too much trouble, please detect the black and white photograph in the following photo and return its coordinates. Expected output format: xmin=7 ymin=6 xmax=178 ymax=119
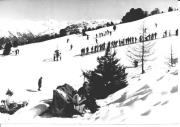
xmin=0 ymin=0 xmax=179 ymax=127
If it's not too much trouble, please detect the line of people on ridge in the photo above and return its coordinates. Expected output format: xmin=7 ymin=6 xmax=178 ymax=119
xmin=81 ymin=32 xmax=158 ymax=56
xmin=81 ymin=28 xmax=178 ymax=56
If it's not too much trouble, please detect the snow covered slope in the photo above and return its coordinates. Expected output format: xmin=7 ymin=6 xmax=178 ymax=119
xmin=0 ymin=11 xmax=179 ymax=125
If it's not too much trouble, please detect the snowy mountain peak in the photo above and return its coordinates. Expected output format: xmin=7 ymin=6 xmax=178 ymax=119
xmin=0 ymin=19 xmax=67 ymax=37
xmin=0 ymin=18 xmax=118 ymax=37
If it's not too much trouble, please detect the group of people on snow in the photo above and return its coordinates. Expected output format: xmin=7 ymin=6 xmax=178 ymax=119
xmin=163 ymin=29 xmax=178 ymax=38
xmin=0 ymin=89 xmax=28 ymax=115
xmin=81 ymin=28 xmax=179 ymax=56
xmin=95 ymin=29 xmax=112 ymax=39
xmin=11 ymin=48 xmax=20 ymax=55
xmin=53 ymin=49 xmax=61 ymax=61
xmin=81 ymin=32 xmax=158 ymax=56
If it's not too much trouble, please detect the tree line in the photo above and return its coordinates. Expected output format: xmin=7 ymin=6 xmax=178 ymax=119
xmin=0 ymin=31 xmax=62 ymax=50
xmin=121 ymin=6 xmax=178 ymax=24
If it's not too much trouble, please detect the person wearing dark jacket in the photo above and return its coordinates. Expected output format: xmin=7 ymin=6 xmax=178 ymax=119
xmin=38 ymin=77 xmax=42 ymax=91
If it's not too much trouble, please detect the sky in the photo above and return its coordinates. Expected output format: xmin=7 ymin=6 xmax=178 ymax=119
xmin=0 ymin=0 xmax=178 ymax=23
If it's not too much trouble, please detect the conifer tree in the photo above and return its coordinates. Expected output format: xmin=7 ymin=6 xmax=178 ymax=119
xmin=83 ymin=44 xmax=128 ymax=99
xmin=168 ymin=7 xmax=173 ymax=12
xmin=3 ymin=40 xmax=12 ymax=56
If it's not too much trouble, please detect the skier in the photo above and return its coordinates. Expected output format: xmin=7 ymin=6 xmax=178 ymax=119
xmin=38 ymin=77 xmax=43 ymax=91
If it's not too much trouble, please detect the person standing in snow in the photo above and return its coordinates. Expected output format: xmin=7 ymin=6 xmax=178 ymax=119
xmin=38 ymin=77 xmax=42 ymax=91
xmin=175 ymin=29 xmax=178 ymax=36
xmin=95 ymin=38 xmax=98 ymax=44
xmin=54 ymin=50 xmax=61 ymax=61
xmin=59 ymin=51 xmax=61 ymax=60
xmin=154 ymin=32 xmax=157 ymax=39
xmin=67 ymin=38 xmax=69 ymax=43
xmin=86 ymin=47 xmax=89 ymax=54
xmin=55 ymin=50 xmax=59 ymax=61
xmin=15 ymin=49 xmax=19 ymax=55
xmin=70 ymin=44 xmax=73 ymax=50
xmin=53 ymin=53 xmax=56 ymax=61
